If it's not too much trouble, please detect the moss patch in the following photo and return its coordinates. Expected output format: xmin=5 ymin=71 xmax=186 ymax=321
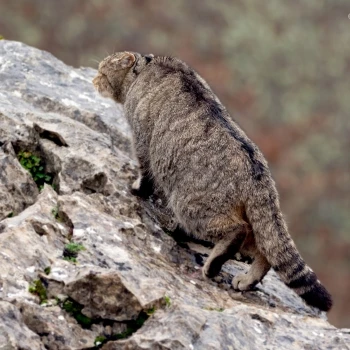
xmin=114 ymin=311 xmax=149 ymax=339
xmin=64 ymin=242 xmax=85 ymax=255
xmin=164 ymin=295 xmax=171 ymax=307
xmin=146 ymin=306 xmax=156 ymax=316
xmin=94 ymin=335 xmax=107 ymax=347
xmin=29 ymin=279 xmax=47 ymax=304
xmin=63 ymin=242 xmax=85 ymax=263
xmin=51 ymin=206 xmax=62 ymax=222
xmin=92 ymin=311 xmax=152 ymax=348
xmin=204 ymin=306 xmax=225 ymax=312
xmin=61 ymin=299 xmax=93 ymax=328
xmin=17 ymin=150 xmax=53 ymax=190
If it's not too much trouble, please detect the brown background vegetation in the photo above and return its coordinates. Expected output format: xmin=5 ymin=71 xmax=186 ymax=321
xmin=0 ymin=0 xmax=349 ymax=327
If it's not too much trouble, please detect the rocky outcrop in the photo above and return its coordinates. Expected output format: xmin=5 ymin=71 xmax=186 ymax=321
xmin=0 ymin=40 xmax=349 ymax=350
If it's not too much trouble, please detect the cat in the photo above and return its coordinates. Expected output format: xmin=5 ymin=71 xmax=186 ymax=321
xmin=93 ymin=51 xmax=332 ymax=311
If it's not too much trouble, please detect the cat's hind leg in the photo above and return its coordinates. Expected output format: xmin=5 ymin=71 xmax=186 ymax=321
xmin=202 ymin=223 xmax=247 ymax=279
xmin=232 ymin=251 xmax=271 ymax=290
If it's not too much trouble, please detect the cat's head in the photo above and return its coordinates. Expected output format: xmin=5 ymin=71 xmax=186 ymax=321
xmin=93 ymin=51 xmax=153 ymax=103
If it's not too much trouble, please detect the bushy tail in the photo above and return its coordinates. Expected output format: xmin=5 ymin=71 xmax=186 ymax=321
xmin=245 ymin=186 xmax=333 ymax=312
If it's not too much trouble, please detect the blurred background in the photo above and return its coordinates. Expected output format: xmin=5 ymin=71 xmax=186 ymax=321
xmin=0 ymin=0 xmax=349 ymax=327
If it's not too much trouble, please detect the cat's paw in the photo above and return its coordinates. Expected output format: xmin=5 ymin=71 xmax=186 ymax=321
xmin=131 ymin=177 xmax=141 ymax=192
xmin=130 ymin=177 xmax=153 ymax=199
xmin=202 ymin=259 xmax=221 ymax=279
xmin=232 ymin=274 xmax=258 ymax=291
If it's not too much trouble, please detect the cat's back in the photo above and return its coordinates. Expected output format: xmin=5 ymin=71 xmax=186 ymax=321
xmin=124 ymin=57 xmax=188 ymax=126
xmin=134 ymin=59 xmax=261 ymax=189
xmin=127 ymin=56 xmax=211 ymax=108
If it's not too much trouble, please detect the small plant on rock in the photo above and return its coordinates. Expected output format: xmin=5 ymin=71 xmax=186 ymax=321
xmin=94 ymin=336 xmax=107 ymax=347
xmin=28 ymin=279 xmax=47 ymax=304
xmin=61 ymin=299 xmax=92 ymax=328
xmin=113 ymin=311 xmax=149 ymax=340
xmin=63 ymin=256 xmax=77 ymax=263
xmin=164 ymin=295 xmax=171 ymax=307
xmin=146 ymin=306 xmax=156 ymax=315
xmin=91 ymin=311 xmax=151 ymax=348
xmin=63 ymin=242 xmax=85 ymax=263
xmin=17 ymin=150 xmax=52 ymax=190
xmin=204 ymin=306 xmax=225 ymax=312
xmin=51 ymin=206 xmax=62 ymax=222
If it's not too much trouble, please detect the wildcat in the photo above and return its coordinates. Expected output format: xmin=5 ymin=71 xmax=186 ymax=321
xmin=93 ymin=52 xmax=332 ymax=311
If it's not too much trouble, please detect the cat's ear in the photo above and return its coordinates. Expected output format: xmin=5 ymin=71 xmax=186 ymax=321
xmin=112 ymin=52 xmax=136 ymax=69
xmin=144 ymin=53 xmax=154 ymax=64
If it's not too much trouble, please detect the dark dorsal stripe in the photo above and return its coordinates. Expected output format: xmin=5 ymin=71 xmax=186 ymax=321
xmin=157 ymin=59 xmax=265 ymax=181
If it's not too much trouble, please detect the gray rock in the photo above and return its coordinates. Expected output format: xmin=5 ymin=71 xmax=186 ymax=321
xmin=0 ymin=142 xmax=38 ymax=220
xmin=64 ymin=268 xmax=165 ymax=321
xmin=15 ymin=301 xmax=97 ymax=349
xmin=0 ymin=300 xmax=44 ymax=350
xmin=0 ymin=40 xmax=349 ymax=350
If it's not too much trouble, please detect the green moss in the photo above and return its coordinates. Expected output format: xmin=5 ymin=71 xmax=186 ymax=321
xmin=51 ymin=206 xmax=60 ymax=220
xmin=91 ymin=311 xmax=151 ymax=348
xmin=146 ymin=306 xmax=156 ymax=315
xmin=64 ymin=242 xmax=85 ymax=254
xmin=17 ymin=151 xmax=53 ymax=190
xmin=59 ymin=305 xmax=149 ymax=346
xmin=28 ymin=279 xmax=47 ymax=304
xmin=51 ymin=206 xmax=62 ymax=222
xmin=94 ymin=336 xmax=106 ymax=347
xmin=63 ymin=242 xmax=85 ymax=263
xmin=61 ymin=299 xmax=93 ymax=328
xmin=63 ymin=256 xmax=77 ymax=263
xmin=7 ymin=212 xmax=13 ymax=218
xmin=113 ymin=327 xmax=134 ymax=340
xmin=44 ymin=266 xmax=51 ymax=275
xmin=204 ymin=306 xmax=225 ymax=312
xmin=0 ymin=35 xmax=4 ymax=40
xmin=113 ymin=311 xmax=149 ymax=340
xmin=164 ymin=295 xmax=171 ymax=307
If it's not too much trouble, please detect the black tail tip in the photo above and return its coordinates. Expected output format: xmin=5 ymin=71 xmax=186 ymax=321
xmin=300 ymin=283 xmax=333 ymax=312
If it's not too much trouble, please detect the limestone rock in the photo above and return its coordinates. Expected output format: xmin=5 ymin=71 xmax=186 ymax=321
xmin=0 ymin=142 xmax=38 ymax=220
xmin=0 ymin=300 xmax=44 ymax=350
xmin=64 ymin=268 xmax=165 ymax=321
xmin=16 ymin=301 xmax=97 ymax=349
xmin=0 ymin=40 xmax=349 ymax=350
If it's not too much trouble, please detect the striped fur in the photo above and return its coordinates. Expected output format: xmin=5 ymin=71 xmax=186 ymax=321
xmin=93 ymin=52 xmax=332 ymax=312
